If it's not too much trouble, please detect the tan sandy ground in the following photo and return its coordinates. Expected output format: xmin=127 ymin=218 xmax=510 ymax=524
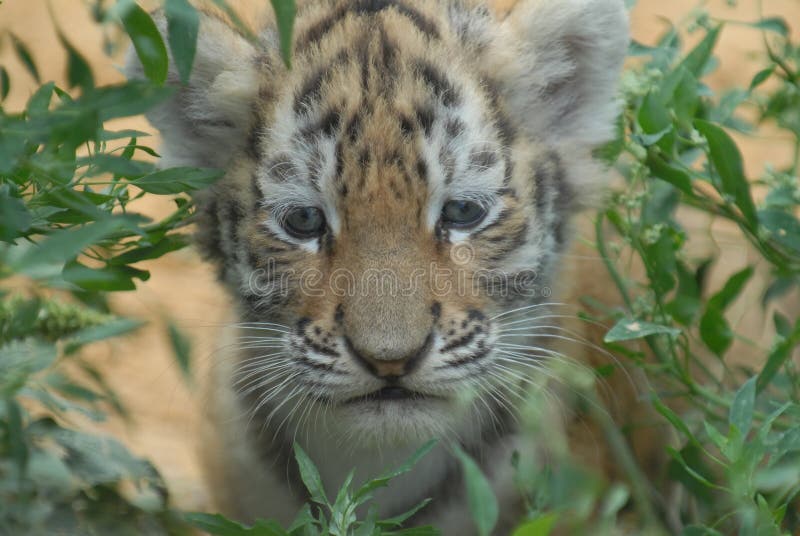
xmin=1 ymin=0 xmax=799 ymax=516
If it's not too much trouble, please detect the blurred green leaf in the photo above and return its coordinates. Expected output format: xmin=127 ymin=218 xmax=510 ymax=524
xmin=10 ymin=33 xmax=40 ymax=83
xmin=0 ymin=66 xmax=9 ymax=101
xmin=64 ymin=318 xmax=144 ymax=354
xmin=62 ymin=261 xmax=147 ymax=292
xmin=119 ymin=1 xmax=169 ymax=85
xmin=184 ymin=513 xmax=287 ymax=535
xmin=353 ymin=440 xmax=436 ymax=505
xmin=708 ymin=266 xmax=754 ymax=311
xmin=271 ymin=0 xmax=297 ymax=68
xmin=748 ymin=17 xmax=790 ymax=36
xmin=167 ymin=322 xmax=191 ymax=379
xmin=57 ymin=32 xmax=95 ymax=92
xmin=694 ymin=119 xmax=758 ymax=227
xmin=729 ymin=376 xmax=757 ymax=436
xmin=293 ymin=443 xmax=328 ymax=507
xmin=133 ymin=167 xmax=224 ymax=194
xmin=604 ymin=318 xmax=681 ymax=342
xmin=453 ymin=444 xmax=498 ymax=536
xmin=0 ymin=339 xmax=57 ymax=397
xmin=647 ymin=153 xmax=693 ymax=195
xmin=681 ymin=26 xmax=721 ymax=77
xmin=0 ymin=185 xmax=32 ymax=243
xmin=759 ymin=209 xmax=800 ymax=254
xmin=11 ymin=218 xmax=134 ymax=274
xmin=164 ymin=0 xmax=199 ymax=85
xmin=699 ymin=306 xmax=732 ymax=358
xmin=758 ymin=320 xmax=800 ymax=393
xmin=511 ymin=514 xmax=558 ymax=536
xmin=749 ymin=66 xmax=775 ymax=91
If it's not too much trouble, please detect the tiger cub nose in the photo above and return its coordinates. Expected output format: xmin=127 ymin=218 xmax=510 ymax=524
xmin=345 ymin=334 xmax=432 ymax=378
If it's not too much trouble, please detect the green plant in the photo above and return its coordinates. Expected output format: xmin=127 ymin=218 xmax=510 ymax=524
xmin=582 ymin=5 xmax=800 ymax=535
xmin=1 ymin=1 xmax=799 ymax=535
xmin=183 ymin=441 xmax=439 ymax=536
xmin=0 ymin=0 xmax=264 ymax=533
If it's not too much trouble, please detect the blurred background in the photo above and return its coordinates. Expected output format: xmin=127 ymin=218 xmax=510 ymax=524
xmin=1 ymin=0 xmax=799 ymax=513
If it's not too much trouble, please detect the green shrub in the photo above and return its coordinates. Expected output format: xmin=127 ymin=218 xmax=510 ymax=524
xmin=0 ymin=1 xmax=798 ymax=535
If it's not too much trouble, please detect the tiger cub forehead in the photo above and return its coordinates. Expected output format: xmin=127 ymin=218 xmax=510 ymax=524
xmin=251 ymin=0 xmax=516 ymax=234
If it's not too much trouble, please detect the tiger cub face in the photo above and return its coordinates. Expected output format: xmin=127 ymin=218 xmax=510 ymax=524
xmin=128 ymin=0 xmax=629 ymax=444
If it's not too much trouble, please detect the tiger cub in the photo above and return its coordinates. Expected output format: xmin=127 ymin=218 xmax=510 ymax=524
xmin=127 ymin=0 xmax=649 ymax=533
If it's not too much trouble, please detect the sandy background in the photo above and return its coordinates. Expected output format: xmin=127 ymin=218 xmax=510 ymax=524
xmin=2 ymin=0 xmax=799 ymax=514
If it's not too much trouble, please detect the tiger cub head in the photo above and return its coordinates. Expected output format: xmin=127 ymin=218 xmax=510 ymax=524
xmin=127 ymin=0 xmax=629 ymax=444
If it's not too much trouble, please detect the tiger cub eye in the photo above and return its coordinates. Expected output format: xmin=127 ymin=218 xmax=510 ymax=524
xmin=283 ymin=207 xmax=327 ymax=238
xmin=441 ymin=200 xmax=487 ymax=228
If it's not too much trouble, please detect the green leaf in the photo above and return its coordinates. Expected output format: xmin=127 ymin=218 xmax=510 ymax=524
xmin=699 ymin=306 xmax=732 ymax=358
xmin=0 ymin=184 xmax=32 ymax=243
xmin=694 ymin=119 xmax=758 ymax=227
xmin=453 ymin=444 xmax=498 ymax=536
xmin=647 ymin=153 xmax=693 ymax=195
xmin=64 ymin=318 xmax=144 ymax=354
xmin=666 ymin=446 xmax=720 ymax=490
xmin=759 ymin=209 xmax=800 ymax=254
xmin=109 ymin=234 xmax=189 ymax=265
xmin=270 ymin=0 xmax=297 ymax=68
xmin=748 ymin=17 xmax=790 ymax=36
xmin=774 ymin=426 xmax=800 ymax=462
xmin=61 ymin=261 xmax=145 ymax=292
xmin=511 ymin=513 xmax=558 ymax=536
xmin=79 ymin=153 xmax=154 ymax=178
xmin=293 ymin=443 xmax=328 ymax=506
xmin=90 ymin=82 xmax=175 ymax=121
xmin=0 ymin=339 xmax=58 ymax=397
xmin=653 ymin=396 xmax=697 ymax=444
xmin=26 ymin=447 xmax=78 ymax=498
xmin=758 ymin=321 xmax=800 ymax=393
xmin=27 ymin=81 xmax=54 ymax=115
xmin=207 ymin=0 xmax=258 ymax=42
xmin=708 ymin=266 xmax=754 ymax=310
xmin=0 ymin=66 xmax=9 ymax=101
xmin=165 ymin=0 xmax=200 ymax=84
xmin=6 ymin=398 xmax=28 ymax=477
xmin=43 ymin=425 xmax=158 ymax=486
xmin=638 ymin=91 xmax=672 ymax=136
xmin=353 ymin=439 xmax=436 ymax=504
xmin=167 ymin=321 xmax=192 ymax=379
xmin=749 ymin=66 xmax=775 ymax=91
xmin=286 ymin=504 xmax=317 ymax=534
xmin=699 ymin=267 xmax=752 ymax=358
xmin=729 ymin=376 xmax=757 ymax=436
xmin=133 ymin=166 xmax=224 ymax=194
xmin=680 ymin=26 xmax=721 ymax=77
xmin=10 ymin=33 xmax=40 ymax=83
xmin=378 ymin=498 xmax=433 ymax=528
xmin=184 ymin=513 xmax=287 ymax=535
xmin=762 ymin=278 xmax=795 ymax=307
xmin=57 ymin=31 xmax=95 ymax=91
xmin=667 ymin=261 xmax=703 ymax=325
xmin=604 ymin=318 xmax=681 ymax=342
xmin=12 ymin=218 xmax=132 ymax=273
xmin=119 ymin=1 xmax=169 ymax=85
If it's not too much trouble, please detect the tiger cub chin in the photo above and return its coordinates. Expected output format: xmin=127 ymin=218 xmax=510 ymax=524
xmin=127 ymin=0 xmax=661 ymax=533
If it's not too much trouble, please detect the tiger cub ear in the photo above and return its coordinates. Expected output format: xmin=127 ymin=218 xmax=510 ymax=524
xmin=124 ymin=12 xmax=264 ymax=169
xmin=496 ymin=0 xmax=629 ymax=149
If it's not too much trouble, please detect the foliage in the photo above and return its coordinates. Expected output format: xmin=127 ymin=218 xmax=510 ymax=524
xmin=582 ymin=6 xmax=800 ymax=535
xmin=183 ymin=442 xmax=439 ymax=536
xmin=0 ymin=0 xmax=274 ymax=533
xmin=0 ymin=1 xmax=799 ymax=535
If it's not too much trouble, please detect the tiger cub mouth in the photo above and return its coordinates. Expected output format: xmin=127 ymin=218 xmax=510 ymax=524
xmin=344 ymin=386 xmax=441 ymax=404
